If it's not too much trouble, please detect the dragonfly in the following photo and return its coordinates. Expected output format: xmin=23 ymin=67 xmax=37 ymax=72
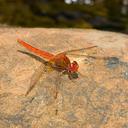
xmin=17 ymin=39 xmax=106 ymax=96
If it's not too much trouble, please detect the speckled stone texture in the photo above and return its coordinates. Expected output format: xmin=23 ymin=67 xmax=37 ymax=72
xmin=0 ymin=28 xmax=128 ymax=128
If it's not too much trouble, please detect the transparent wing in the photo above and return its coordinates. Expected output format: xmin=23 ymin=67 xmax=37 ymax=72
xmin=63 ymin=45 xmax=109 ymax=61
xmin=25 ymin=61 xmax=60 ymax=96
xmin=25 ymin=63 xmax=52 ymax=96
xmin=63 ymin=45 xmax=98 ymax=57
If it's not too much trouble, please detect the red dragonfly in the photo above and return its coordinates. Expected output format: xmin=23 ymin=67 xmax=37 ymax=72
xmin=17 ymin=39 xmax=103 ymax=96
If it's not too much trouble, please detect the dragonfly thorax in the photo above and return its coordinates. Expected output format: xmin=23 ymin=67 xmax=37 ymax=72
xmin=67 ymin=61 xmax=79 ymax=73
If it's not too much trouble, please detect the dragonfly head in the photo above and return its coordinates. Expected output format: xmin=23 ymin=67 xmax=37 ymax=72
xmin=69 ymin=61 xmax=79 ymax=72
xmin=67 ymin=61 xmax=79 ymax=79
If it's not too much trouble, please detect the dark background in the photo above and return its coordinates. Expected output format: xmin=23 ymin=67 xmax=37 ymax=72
xmin=0 ymin=0 xmax=128 ymax=33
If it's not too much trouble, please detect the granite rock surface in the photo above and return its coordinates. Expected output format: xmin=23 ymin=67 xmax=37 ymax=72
xmin=0 ymin=28 xmax=128 ymax=128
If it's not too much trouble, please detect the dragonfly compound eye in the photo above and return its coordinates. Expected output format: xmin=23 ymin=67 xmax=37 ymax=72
xmin=68 ymin=61 xmax=79 ymax=72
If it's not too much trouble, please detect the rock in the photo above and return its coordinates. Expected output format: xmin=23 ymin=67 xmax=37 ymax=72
xmin=0 ymin=28 xmax=128 ymax=128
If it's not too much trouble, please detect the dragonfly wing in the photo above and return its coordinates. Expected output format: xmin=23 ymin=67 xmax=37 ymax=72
xmin=63 ymin=45 xmax=109 ymax=62
xmin=25 ymin=63 xmax=46 ymax=96
xmin=63 ymin=45 xmax=98 ymax=56
xmin=64 ymin=45 xmax=104 ymax=58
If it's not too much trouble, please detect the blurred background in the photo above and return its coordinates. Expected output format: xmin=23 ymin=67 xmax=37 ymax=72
xmin=0 ymin=0 xmax=128 ymax=33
